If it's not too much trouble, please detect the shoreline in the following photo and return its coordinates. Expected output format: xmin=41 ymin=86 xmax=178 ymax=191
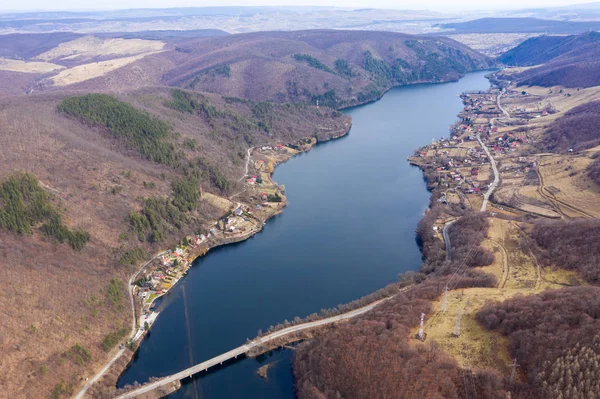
xmin=74 ymin=69 xmax=490 ymax=398
xmin=74 ymin=120 xmax=352 ymax=399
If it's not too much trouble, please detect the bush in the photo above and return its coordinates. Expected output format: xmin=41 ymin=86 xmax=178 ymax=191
xmin=120 ymin=247 xmax=148 ymax=266
xmin=66 ymin=344 xmax=92 ymax=365
xmin=0 ymin=171 xmax=54 ymax=235
xmin=101 ymin=327 xmax=128 ymax=352
xmin=106 ymin=277 xmax=124 ymax=310
xmin=267 ymin=192 xmax=282 ymax=202
xmin=587 ymin=156 xmax=600 ymax=185
xmin=128 ymin=196 xmax=187 ymax=243
xmin=334 ymin=59 xmax=353 ymax=77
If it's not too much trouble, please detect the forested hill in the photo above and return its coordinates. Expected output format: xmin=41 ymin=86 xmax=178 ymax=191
xmin=437 ymin=17 xmax=600 ymax=34
xmin=497 ymin=32 xmax=600 ymax=88
xmin=498 ymin=31 xmax=600 ymax=66
xmin=0 ymin=87 xmax=349 ymax=398
xmin=159 ymin=30 xmax=493 ymax=108
xmin=70 ymin=29 xmax=493 ymax=108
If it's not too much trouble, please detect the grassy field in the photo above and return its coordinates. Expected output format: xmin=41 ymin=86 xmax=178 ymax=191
xmin=51 ymin=52 xmax=165 ymax=86
xmin=414 ymin=219 xmax=583 ymax=378
xmin=35 ymin=36 xmax=165 ymax=63
xmin=0 ymin=57 xmax=64 ymax=73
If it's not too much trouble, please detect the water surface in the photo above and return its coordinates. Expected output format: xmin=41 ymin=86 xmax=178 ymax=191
xmin=118 ymin=71 xmax=491 ymax=398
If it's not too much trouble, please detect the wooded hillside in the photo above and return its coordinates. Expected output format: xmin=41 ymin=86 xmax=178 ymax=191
xmin=542 ymin=100 xmax=600 ymax=152
xmin=158 ymin=30 xmax=493 ymax=108
xmin=477 ymin=287 xmax=600 ymax=398
xmin=0 ymin=86 xmax=349 ymax=398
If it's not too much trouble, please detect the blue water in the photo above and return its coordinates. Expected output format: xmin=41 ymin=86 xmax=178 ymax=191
xmin=117 ymin=71 xmax=491 ymax=398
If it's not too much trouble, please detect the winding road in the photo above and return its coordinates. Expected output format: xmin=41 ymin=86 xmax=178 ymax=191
xmin=113 ymin=296 xmax=392 ymax=399
xmin=477 ymin=133 xmax=499 ymax=212
xmin=443 ymin=220 xmax=455 ymax=261
xmin=73 ymin=251 xmax=167 ymax=399
xmin=476 ymin=91 xmax=506 ymax=212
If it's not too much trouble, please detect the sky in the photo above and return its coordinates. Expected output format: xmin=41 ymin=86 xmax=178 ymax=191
xmin=1 ymin=0 xmax=597 ymax=12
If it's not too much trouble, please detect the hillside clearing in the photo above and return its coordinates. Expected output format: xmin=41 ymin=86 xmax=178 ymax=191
xmin=0 ymin=58 xmax=64 ymax=74
xmin=51 ymin=52 xmax=164 ymax=86
xmin=35 ymin=36 xmax=166 ymax=63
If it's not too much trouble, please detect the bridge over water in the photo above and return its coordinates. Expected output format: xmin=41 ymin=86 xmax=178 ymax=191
xmin=114 ymin=297 xmax=389 ymax=399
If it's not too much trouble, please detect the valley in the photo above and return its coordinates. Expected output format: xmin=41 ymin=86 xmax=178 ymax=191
xmin=0 ymin=6 xmax=599 ymax=399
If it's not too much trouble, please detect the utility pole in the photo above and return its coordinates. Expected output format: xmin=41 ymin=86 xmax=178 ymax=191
xmin=452 ymin=308 xmax=462 ymax=337
xmin=509 ymin=358 xmax=520 ymax=384
xmin=442 ymin=285 xmax=449 ymax=313
xmin=417 ymin=313 xmax=425 ymax=341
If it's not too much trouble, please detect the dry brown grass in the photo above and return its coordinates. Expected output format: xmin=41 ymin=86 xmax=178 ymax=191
xmin=416 ymin=218 xmax=583 ymax=376
xmin=0 ymin=57 xmax=64 ymax=74
xmin=35 ymin=36 xmax=165 ymax=63
xmin=537 ymin=153 xmax=600 ymax=218
xmin=51 ymin=52 xmax=165 ymax=87
xmin=0 ymin=86 xmax=350 ymax=398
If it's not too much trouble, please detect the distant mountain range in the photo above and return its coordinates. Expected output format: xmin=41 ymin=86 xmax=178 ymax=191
xmin=437 ymin=17 xmax=600 ymax=34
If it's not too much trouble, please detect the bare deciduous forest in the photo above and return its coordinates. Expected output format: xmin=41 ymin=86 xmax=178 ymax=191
xmin=542 ymin=100 xmax=600 ymax=152
xmin=477 ymin=287 xmax=600 ymax=398
xmin=294 ymin=277 xmax=507 ymax=399
xmin=531 ymin=219 xmax=600 ymax=283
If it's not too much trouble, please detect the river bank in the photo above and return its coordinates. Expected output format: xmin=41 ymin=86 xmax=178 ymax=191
xmin=112 ymin=71 xmax=492 ymax=399
xmin=75 ymin=123 xmax=352 ymax=399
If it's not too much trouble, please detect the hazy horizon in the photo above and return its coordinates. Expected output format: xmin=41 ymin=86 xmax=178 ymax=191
xmin=1 ymin=0 xmax=599 ymax=13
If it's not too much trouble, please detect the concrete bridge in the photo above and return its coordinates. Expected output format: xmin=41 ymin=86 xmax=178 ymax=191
xmin=114 ymin=297 xmax=390 ymax=399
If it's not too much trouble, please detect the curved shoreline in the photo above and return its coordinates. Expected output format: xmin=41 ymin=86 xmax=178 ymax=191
xmin=73 ymin=70 xmax=491 ymax=399
xmin=72 ymin=124 xmax=352 ymax=399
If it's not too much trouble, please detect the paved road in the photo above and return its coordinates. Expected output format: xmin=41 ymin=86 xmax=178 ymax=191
xmin=443 ymin=220 xmax=455 ymax=261
xmin=476 ymin=91 xmax=505 ymax=212
xmin=113 ymin=297 xmax=390 ymax=399
xmin=497 ymin=91 xmax=510 ymax=118
xmin=73 ymin=251 xmax=168 ymax=399
xmin=477 ymin=133 xmax=499 ymax=212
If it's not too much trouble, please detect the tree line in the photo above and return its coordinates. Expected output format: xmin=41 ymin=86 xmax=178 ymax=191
xmin=477 ymin=286 xmax=600 ymax=399
xmin=531 ymin=218 xmax=600 ymax=283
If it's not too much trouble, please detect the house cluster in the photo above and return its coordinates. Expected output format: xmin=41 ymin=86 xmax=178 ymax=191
xmin=461 ymin=92 xmax=497 ymax=116
xmin=490 ymin=133 xmax=524 ymax=154
xmin=246 ymin=175 xmax=261 ymax=185
xmin=135 ymin=233 xmax=210 ymax=307
xmin=259 ymin=143 xmax=285 ymax=153
xmin=221 ymin=206 xmax=262 ymax=234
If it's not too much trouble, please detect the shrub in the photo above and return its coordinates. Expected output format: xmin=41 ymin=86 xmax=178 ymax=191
xmin=101 ymin=327 xmax=128 ymax=352
xmin=120 ymin=247 xmax=148 ymax=266
xmin=106 ymin=277 xmax=124 ymax=310
xmin=66 ymin=344 xmax=92 ymax=365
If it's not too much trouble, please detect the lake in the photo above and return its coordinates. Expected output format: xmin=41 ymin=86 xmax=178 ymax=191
xmin=117 ymin=71 xmax=491 ymax=398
